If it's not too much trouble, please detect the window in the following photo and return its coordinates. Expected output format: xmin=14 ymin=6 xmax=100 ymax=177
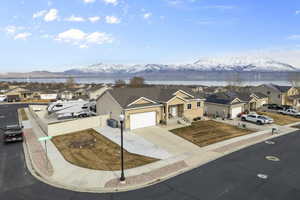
xmin=267 ymin=91 xmax=271 ymax=95
xmin=278 ymin=94 xmax=281 ymax=98
xmin=187 ymin=104 xmax=192 ymax=109
xmin=197 ymin=102 xmax=201 ymax=107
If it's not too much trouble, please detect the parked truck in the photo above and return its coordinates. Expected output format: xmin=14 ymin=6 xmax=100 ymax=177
xmin=241 ymin=113 xmax=274 ymax=125
xmin=278 ymin=109 xmax=300 ymax=118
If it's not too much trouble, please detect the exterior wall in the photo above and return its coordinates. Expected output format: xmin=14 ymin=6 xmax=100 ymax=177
xmin=183 ymin=100 xmax=204 ymax=121
xmin=131 ymin=98 xmax=154 ymax=105
xmin=28 ymin=105 xmax=48 ymax=134
xmin=253 ymin=85 xmax=282 ymax=105
xmin=124 ymin=106 xmax=163 ymax=129
xmin=48 ymin=115 xmax=109 ymax=137
xmin=256 ymin=97 xmax=268 ymax=108
xmin=284 ymin=88 xmax=299 ymax=105
xmin=96 ymin=92 xmax=122 ymax=121
xmin=205 ymin=102 xmax=230 ymax=118
xmin=205 ymin=102 xmax=244 ymax=118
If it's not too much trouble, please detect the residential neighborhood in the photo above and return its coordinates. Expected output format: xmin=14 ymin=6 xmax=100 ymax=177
xmin=3 ymin=80 xmax=300 ymax=199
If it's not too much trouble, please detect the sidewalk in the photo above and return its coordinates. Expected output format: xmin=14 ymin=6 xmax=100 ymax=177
xmin=22 ymin=108 xmax=300 ymax=193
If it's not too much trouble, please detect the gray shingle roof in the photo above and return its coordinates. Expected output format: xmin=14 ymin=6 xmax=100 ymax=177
xmin=107 ymin=87 xmax=205 ymax=108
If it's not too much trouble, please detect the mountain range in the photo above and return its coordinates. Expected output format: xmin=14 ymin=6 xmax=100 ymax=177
xmin=64 ymin=57 xmax=298 ymax=75
xmin=0 ymin=56 xmax=299 ymax=81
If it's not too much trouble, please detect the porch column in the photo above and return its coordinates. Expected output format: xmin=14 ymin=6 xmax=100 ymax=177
xmin=165 ymin=104 xmax=169 ymax=125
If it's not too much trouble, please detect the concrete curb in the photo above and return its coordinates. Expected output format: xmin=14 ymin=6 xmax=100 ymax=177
xmin=21 ymin=111 xmax=299 ymax=193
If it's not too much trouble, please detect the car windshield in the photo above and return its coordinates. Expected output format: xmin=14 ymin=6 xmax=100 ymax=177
xmin=258 ymin=116 xmax=267 ymax=120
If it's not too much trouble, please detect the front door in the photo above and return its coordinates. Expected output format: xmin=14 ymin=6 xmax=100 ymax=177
xmin=171 ymin=106 xmax=178 ymax=117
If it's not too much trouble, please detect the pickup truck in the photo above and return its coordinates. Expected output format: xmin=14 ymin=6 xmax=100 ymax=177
xmin=278 ymin=109 xmax=300 ymax=118
xmin=241 ymin=114 xmax=274 ymax=125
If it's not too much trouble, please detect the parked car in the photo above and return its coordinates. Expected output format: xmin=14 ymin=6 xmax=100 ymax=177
xmin=267 ymin=104 xmax=284 ymax=111
xmin=73 ymin=110 xmax=92 ymax=118
xmin=241 ymin=114 xmax=274 ymax=125
xmin=278 ymin=109 xmax=300 ymax=117
xmin=281 ymin=105 xmax=294 ymax=110
xmin=3 ymin=124 xmax=24 ymax=143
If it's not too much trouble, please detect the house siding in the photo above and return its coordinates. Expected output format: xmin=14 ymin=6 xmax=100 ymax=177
xmin=205 ymin=102 xmax=244 ymax=118
xmin=183 ymin=100 xmax=204 ymax=120
xmin=96 ymin=92 xmax=122 ymax=121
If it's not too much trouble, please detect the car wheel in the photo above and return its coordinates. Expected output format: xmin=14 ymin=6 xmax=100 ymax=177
xmin=241 ymin=117 xmax=246 ymax=121
xmin=257 ymin=121 xmax=263 ymax=125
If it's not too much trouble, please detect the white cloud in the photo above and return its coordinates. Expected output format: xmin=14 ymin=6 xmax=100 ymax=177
xmin=105 ymin=16 xmax=120 ymax=24
xmin=65 ymin=15 xmax=85 ymax=22
xmin=56 ymin=29 xmax=113 ymax=47
xmin=14 ymin=32 xmax=32 ymax=40
xmin=296 ymin=10 xmax=300 ymax=15
xmin=103 ymin=0 xmax=118 ymax=6
xmin=86 ymin=32 xmax=113 ymax=44
xmin=33 ymin=10 xmax=47 ymax=19
xmin=4 ymin=26 xmax=26 ymax=36
xmin=83 ymin=0 xmax=96 ymax=3
xmin=143 ymin=12 xmax=152 ymax=19
xmin=287 ymin=35 xmax=300 ymax=40
xmin=89 ymin=16 xmax=100 ymax=23
xmin=44 ymin=9 xmax=58 ymax=22
xmin=80 ymin=44 xmax=88 ymax=48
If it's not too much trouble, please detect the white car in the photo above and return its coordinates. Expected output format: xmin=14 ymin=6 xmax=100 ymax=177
xmin=241 ymin=114 xmax=274 ymax=125
xmin=278 ymin=109 xmax=300 ymax=118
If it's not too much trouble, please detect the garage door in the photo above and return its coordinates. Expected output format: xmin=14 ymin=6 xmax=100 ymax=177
xmin=130 ymin=112 xmax=156 ymax=130
xmin=231 ymin=107 xmax=242 ymax=119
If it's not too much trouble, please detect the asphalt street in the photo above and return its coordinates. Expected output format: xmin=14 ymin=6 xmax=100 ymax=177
xmin=1 ymin=104 xmax=300 ymax=200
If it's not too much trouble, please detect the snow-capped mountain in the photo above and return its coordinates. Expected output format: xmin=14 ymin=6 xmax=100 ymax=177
xmin=64 ymin=56 xmax=299 ymax=74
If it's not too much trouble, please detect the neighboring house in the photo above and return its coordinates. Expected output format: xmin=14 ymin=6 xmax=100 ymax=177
xmin=5 ymin=87 xmax=33 ymax=100
xmin=253 ymin=84 xmax=299 ymax=106
xmin=39 ymin=90 xmax=58 ymax=100
xmin=226 ymin=92 xmax=269 ymax=111
xmin=87 ymin=85 xmax=110 ymax=100
xmin=6 ymin=95 xmax=20 ymax=102
xmin=205 ymin=93 xmax=245 ymax=119
xmin=96 ymin=87 xmax=206 ymax=130
xmin=58 ymin=89 xmax=76 ymax=100
xmin=74 ymin=88 xmax=88 ymax=98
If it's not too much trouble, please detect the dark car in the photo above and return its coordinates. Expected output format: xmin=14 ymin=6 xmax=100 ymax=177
xmin=3 ymin=124 xmax=24 ymax=143
xmin=268 ymin=104 xmax=283 ymax=110
xmin=282 ymin=105 xmax=293 ymax=110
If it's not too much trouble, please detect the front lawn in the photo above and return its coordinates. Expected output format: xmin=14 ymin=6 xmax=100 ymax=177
xmin=52 ymin=129 xmax=158 ymax=170
xmin=258 ymin=111 xmax=300 ymax=126
xmin=170 ymin=120 xmax=252 ymax=147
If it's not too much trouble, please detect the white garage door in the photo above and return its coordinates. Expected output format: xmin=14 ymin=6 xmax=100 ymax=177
xmin=130 ymin=112 xmax=156 ymax=130
xmin=231 ymin=107 xmax=242 ymax=119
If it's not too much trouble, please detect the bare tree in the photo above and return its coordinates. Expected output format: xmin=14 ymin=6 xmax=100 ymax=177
xmin=129 ymin=76 xmax=145 ymax=88
xmin=66 ymin=77 xmax=76 ymax=88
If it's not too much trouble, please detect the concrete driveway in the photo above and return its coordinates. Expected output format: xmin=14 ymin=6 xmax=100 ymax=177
xmin=132 ymin=126 xmax=200 ymax=155
xmin=94 ymin=126 xmax=171 ymax=159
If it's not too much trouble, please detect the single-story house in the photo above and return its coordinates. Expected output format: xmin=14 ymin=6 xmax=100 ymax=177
xmin=252 ymin=84 xmax=299 ymax=106
xmin=205 ymin=93 xmax=246 ymax=119
xmin=58 ymin=89 xmax=76 ymax=100
xmin=96 ymin=87 xmax=206 ymax=130
xmin=226 ymin=92 xmax=269 ymax=111
xmin=40 ymin=90 xmax=58 ymax=100
xmin=87 ymin=85 xmax=110 ymax=100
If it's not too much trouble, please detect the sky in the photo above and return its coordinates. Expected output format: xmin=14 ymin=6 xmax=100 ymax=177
xmin=1 ymin=0 xmax=300 ymax=72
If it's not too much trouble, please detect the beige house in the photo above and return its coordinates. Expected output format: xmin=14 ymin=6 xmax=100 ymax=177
xmin=96 ymin=87 xmax=205 ymax=130
xmin=205 ymin=93 xmax=245 ymax=119
xmin=253 ymin=84 xmax=299 ymax=106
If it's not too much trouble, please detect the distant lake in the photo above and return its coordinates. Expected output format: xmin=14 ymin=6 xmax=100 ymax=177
xmin=0 ymin=78 xmax=291 ymax=86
